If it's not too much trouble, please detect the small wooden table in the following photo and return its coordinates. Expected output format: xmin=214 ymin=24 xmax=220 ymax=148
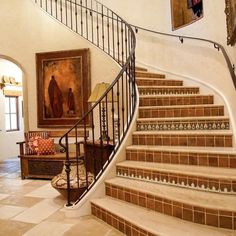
xmin=84 ymin=140 xmax=114 ymax=176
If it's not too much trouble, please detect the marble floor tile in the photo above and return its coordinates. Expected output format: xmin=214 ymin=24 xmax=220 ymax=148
xmin=12 ymin=199 xmax=62 ymax=224
xmin=0 ymin=193 xmax=9 ymax=201
xmin=25 ymin=183 xmax=60 ymax=199
xmin=64 ymin=215 xmax=125 ymax=236
xmin=0 ymin=205 xmax=26 ymax=219
xmin=0 ymin=219 xmax=34 ymax=236
xmin=0 ymin=195 xmax=43 ymax=208
xmin=22 ymin=221 xmax=74 ymax=236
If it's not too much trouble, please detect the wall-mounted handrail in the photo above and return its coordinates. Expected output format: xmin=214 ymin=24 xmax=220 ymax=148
xmin=33 ymin=0 xmax=136 ymax=206
xmin=132 ymin=24 xmax=236 ymax=89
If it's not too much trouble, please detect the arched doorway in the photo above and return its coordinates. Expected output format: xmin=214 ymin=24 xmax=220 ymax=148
xmin=0 ymin=58 xmax=24 ymax=160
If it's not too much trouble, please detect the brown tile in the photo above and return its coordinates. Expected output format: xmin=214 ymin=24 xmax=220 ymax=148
xmin=219 ymin=156 xmax=229 ymax=168
xmin=198 ymin=154 xmax=208 ymax=166
xmin=219 ymin=216 xmax=233 ymax=229
xmin=206 ymin=214 xmax=219 ymax=227
xmin=173 ymin=205 xmax=183 ymax=219
xmin=183 ymin=208 xmax=193 ymax=222
xmin=163 ymin=203 xmax=172 ymax=216
xmin=230 ymin=158 xmax=236 ymax=168
xmin=209 ymin=156 xmax=218 ymax=167
xmin=194 ymin=211 xmax=205 ymax=224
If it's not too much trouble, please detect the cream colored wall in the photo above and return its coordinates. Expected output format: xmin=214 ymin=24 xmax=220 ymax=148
xmin=0 ymin=0 xmax=119 ymax=136
xmin=99 ymin=0 xmax=236 ymax=142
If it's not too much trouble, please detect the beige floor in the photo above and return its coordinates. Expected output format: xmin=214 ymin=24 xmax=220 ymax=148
xmin=0 ymin=158 xmax=124 ymax=236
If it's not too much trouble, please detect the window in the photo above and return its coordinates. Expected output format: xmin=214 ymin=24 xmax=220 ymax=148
xmin=5 ymin=96 xmax=19 ymax=131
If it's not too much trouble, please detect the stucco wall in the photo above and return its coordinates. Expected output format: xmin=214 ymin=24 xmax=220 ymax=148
xmin=0 ymin=0 xmax=119 ymax=134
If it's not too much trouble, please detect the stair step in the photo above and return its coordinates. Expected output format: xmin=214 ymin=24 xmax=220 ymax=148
xmin=132 ymin=130 xmax=233 ymax=147
xmin=137 ymin=116 xmax=230 ymax=131
xmin=139 ymin=104 xmax=224 ymax=118
xmin=105 ymin=178 xmax=236 ymax=230
xmin=136 ymin=78 xmax=183 ymax=86
xmin=139 ymin=94 xmax=214 ymax=106
xmin=135 ymin=66 xmax=148 ymax=71
xmin=126 ymin=145 xmax=236 ymax=168
xmin=138 ymin=86 xmax=200 ymax=95
xmin=91 ymin=196 xmax=236 ymax=234
xmin=116 ymin=161 xmax=236 ymax=193
xmin=135 ymin=71 xmax=165 ymax=78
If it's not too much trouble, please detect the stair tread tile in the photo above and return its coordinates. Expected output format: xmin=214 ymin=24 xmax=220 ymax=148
xmin=116 ymin=161 xmax=236 ymax=179
xmin=91 ymin=196 xmax=235 ymax=236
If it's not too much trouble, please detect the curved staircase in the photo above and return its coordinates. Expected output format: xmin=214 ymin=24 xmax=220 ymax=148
xmin=91 ymin=69 xmax=236 ymax=236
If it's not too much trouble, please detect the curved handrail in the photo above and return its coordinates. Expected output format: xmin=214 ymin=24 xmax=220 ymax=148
xmin=132 ymin=24 xmax=236 ymax=89
xmin=34 ymin=0 xmax=136 ymax=206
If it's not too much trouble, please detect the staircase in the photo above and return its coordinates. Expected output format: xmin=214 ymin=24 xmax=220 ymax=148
xmin=90 ymin=69 xmax=236 ymax=236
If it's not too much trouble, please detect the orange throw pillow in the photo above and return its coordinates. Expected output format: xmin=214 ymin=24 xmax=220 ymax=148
xmin=37 ymin=138 xmax=55 ymax=155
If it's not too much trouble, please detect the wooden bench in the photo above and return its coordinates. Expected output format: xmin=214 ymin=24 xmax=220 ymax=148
xmin=17 ymin=130 xmax=86 ymax=179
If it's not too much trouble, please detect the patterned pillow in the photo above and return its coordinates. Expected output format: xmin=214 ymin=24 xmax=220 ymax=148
xmin=25 ymin=131 xmax=49 ymax=155
xmin=37 ymin=138 xmax=56 ymax=155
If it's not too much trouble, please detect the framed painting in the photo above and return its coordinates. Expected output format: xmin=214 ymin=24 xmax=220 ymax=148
xmin=36 ymin=49 xmax=91 ymax=127
xmin=171 ymin=0 xmax=203 ymax=30
xmin=225 ymin=0 xmax=236 ymax=46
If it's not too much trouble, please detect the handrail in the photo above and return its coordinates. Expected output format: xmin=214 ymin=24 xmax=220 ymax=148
xmin=131 ymin=24 xmax=236 ymax=89
xmin=33 ymin=0 xmax=136 ymax=206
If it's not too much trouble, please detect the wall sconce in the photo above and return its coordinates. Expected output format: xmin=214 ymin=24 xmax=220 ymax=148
xmin=88 ymin=82 xmax=116 ymax=141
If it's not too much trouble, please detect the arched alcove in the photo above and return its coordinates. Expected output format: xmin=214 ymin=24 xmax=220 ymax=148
xmin=0 ymin=56 xmax=25 ymax=159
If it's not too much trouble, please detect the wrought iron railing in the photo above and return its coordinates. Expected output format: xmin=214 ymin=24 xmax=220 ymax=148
xmin=33 ymin=0 xmax=136 ymax=206
xmin=132 ymin=25 xmax=236 ymax=89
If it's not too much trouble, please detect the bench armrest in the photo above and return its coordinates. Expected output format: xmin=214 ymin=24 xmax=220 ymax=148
xmin=16 ymin=141 xmax=25 ymax=156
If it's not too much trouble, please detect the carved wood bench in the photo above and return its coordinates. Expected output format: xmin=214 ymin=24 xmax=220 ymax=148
xmin=17 ymin=130 xmax=85 ymax=179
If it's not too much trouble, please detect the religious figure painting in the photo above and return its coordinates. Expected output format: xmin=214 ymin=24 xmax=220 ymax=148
xmin=36 ymin=49 xmax=91 ymax=127
xmin=171 ymin=0 xmax=203 ymax=30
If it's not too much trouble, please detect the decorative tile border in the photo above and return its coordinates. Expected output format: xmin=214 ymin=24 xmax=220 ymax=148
xmin=132 ymin=133 xmax=232 ymax=147
xmin=105 ymin=183 xmax=236 ymax=230
xmin=126 ymin=149 xmax=236 ymax=168
xmin=138 ymin=105 xmax=224 ymax=118
xmin=91 ymin=203 xmax=156 ymax=236
xmin=139 ymin=95 xmax=213 ymax=107
xmin=137 ymin=119 xmax=230 ymax=131
xmin=116 ymin=166 xmax=236 ymax=194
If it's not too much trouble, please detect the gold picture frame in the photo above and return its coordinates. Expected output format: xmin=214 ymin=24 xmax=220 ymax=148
xmin=36 ymin=49 xmax=91 ymax=128
xmin=225 ymin=0 xmax=236 ymax=45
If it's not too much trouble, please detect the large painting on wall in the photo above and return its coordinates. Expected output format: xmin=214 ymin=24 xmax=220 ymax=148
xmin=171 ymin=0 xmax=203 ymax=30
xmin=225 ymin=0 xmax=236 ymax=46
xmin=36 ymin=49 xmax=91 ymax=127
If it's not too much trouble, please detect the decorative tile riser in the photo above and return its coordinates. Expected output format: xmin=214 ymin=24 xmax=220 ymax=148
xmin=132 ymin=134 xmax=232 ymax=147
xmin=135 ymin=71 xmax=165 ymax=78
xmin=137 ymin=120 xmax=230 ymax=131
xmin=105 ymin=183 xmax=236 ymax=230
xmin=139 ymin=96 xmax=213 ymax=107
xmin=138 ymin=88 xmax=199 ymax=95
xmin=126 ymin=150 xmax=236 ymax=168
xmin=139 ymin=106 xmax=224 ymax=118
xmin=136 ymin=80 xmax=183 ymax=86
xmin=116 ymin=167 xmax=236 ymax=194
xmin=91 ymin=203 xmax=156 ymax=236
